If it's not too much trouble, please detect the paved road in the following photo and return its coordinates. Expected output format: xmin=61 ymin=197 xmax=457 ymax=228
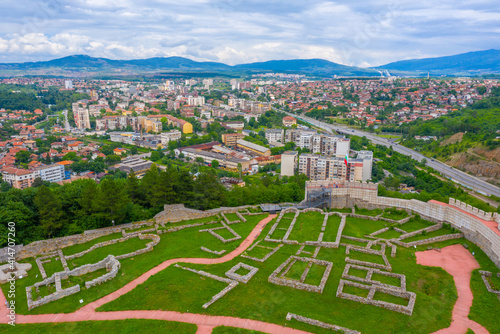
xmin=63 ymin=110 xmax=71 ymax=132
xmin=284 ymin=110 xmax=500 ymax=198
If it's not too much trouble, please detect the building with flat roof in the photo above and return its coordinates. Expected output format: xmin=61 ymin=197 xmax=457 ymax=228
xmin=221 ymin=133 xmax=245 ymax=147
xmin=265 ymin=129 xmax=284 ymax=143
xmin=236 ymin=139 xmax=271 ymax=156
xmin=34 ymin=164 xmax=65 ymax=183
xmin=160 ymin=130 xmax=182 ymax=147
xmin=108 ymin=157 xmax=153 ymax=177
xmin=181 ymin=147 xmax=252 ymax=171
xmin=281 ymin=151 xmax=298 ymax=177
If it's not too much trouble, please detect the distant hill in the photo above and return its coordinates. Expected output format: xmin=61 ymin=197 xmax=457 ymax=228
xmin=0 ymin=55 xmax=378 ymax=77
xmin=375 ymin=49 xmax=500 ymax=75
xmin=234 ymin=58 xmax=377 ymax=76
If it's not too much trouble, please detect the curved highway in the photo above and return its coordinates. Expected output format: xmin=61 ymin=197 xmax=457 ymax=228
xmin=283 ymin=110 xmax=500 ymax=198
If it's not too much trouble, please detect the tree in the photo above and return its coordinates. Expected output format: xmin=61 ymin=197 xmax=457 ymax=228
xmin=93 ymin=178 xmax=129 ymax=224
xmin=34 ymin=186 xmax=64 ymax=238
xmin=211 ymin=160 xmax=219 ymax=168
xmin=195 ymin=157 xmax=204 ymax=164
xmin=130 ymin=146 xmax=138 ymax=155
xmin=32 ymin=177 xmax=44 ymax=187
xmin=15 ymin=150 xmax=31 ymax=164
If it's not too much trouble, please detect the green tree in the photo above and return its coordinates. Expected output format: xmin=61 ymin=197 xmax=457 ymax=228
xmin=34 ymin=186 xmax=64 ymax=238
xmin=93 ymin=179 xmax=129 ymax=224
xmin=211 ymin=160 xmax=219 ymax=168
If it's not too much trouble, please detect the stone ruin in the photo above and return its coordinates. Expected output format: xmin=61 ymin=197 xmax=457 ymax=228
xmin=225 ymin=262 xmax=259 ymax=283
xmin=241 ymin=240 xmax=283 ymax=262
xmin=199 ymin=221 xmax=242 ymax=243
xmin=479 ymin=270 xmax=500 ymax=301
xmin=286 ymin=313 xmax=360 ymax=334
xmin=268 ymin=255 xmax=333 ymax=294
xmin=26 ymin=255 xmax=120 ymax=310
xmin=0 ymin=262 xmax=32 ymax=284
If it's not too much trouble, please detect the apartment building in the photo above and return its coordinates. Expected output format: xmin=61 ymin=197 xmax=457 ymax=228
xmin=298 ymin=151 xmax=373 ymax=182
xmin=34 ymin=164 xmax=65 ymax=183
xmin=221 ymin=133 xmax=245 ymax=147
xmin=265 ymin=129 xmax=284 ymax=143
xmin=73 ymin=107 xmax=91 ymax=130
xmin=160 ymin=130 xmax=182 ymax=147
xmin=285 ymin=129 xmax=350 ymax=157
xmin=1 ymin=168 xmax=36 ymax=189
xmin=280 ymin=151 xmax=298 ymax=177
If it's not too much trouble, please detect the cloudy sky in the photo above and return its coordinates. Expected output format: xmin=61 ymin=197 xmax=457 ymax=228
xmin=0 ymin=0 xmax=499 ymax=67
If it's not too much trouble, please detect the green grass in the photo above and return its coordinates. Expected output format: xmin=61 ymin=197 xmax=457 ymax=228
xmin=342 ymin=217 xmax=388 ymax=238
xmin=276 ymin=216 xmax=293 ymax=230
xmin=0 ymin=319 xmax=196 ymax=333
xmin=100 ymin=216 xmax=461 ymax=334
xmin=342 ymin=283 xmax=370 ymax=298
xmin=340 ymin=237 xmax=369 ymax=247
xmin=347 ymin=267 xmax=368 ymax=279
xmin=375 ymin=229 xmax=403 ymax=240
xmin=67 ymin=237 xmax=150 ymax=269
xmin=303 ymin=264 xmax=327 ymax=286
xmin=42 ymin=258 xmax=65 ymax=277
xmin=282 ymin=212 xmax=296 ymax=219
xmin=224 ymin=213 xmax=240 ymax=221
xmin=355 ymin=208 xmax=383 ymax=216
xmin=2 ymin=214 xmax=268 ymax=316
xmin=381 ymin=208 xmax=409 ymax=220
xmin=244 ymin=245 xmax=276 ymax=260
xmin=62 ymin=233 xmax=123 ymax=256
xmin=348 ymin=250 xmax=386 ymax=265
xmin=330 ymin=208 xmax=352 ymax=213
xmin=400 ymin=218 xmax=435 ymax=233
xmin=212 ymin=326 xmax=267 ymax=334
xmin=371 ymin=273 xmax=402 ymax=287
xmin=211 ymin=227 xmax=239 ymax=241
xmin=487 ymin=274 xmax=500 ymax=291
xmin=466 ymin=330 xmax=475 ymax=334
xmin=269 ymin=227 xmax=287 ymax=240
xmin=283 ymin=260 xmax=309 ymax=281
xmin=402 ymin=228 xmax=456 ymax=243
xmin=288 ymin=211 xmax=324 ymax=243
xmin=372 ymin=291 xmax=409 ymax=306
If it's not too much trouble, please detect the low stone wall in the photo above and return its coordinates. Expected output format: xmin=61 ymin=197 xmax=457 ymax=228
xmin=200 ymin=247 xmax=226 ymax=255
xmin=336 ymin=279 xmax=416 ymax=315
xmin=27 ymin=282 xmax=80 ymax=310
xmin=286 ymin=313 xmax=360 ymax=334
xmin=479 ymin=270 xmax=500 ymax=299
xmin=268 ymin=256 xmax=333 ymax=293
xmin=241 ymin=241 xmax=283 ymax=262
xmin=397 ymin=233 xmax=464 ymax=248
xmin=225 ymin=263 xmax=258 ymax=283
xmin=155 ymin=204 xmax=251 ymax=224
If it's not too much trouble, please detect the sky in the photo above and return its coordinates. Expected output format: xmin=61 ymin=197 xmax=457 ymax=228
xmin=0 ymin=0 xmax=499 ymax=67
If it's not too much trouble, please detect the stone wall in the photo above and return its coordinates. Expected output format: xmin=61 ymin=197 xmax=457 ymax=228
xmin=286 ymin=313 xmax=360 ymax=334
xmin=309 ymin=181 xmax=500 ymax=268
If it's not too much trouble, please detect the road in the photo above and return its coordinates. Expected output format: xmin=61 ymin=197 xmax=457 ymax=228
xmin=62 ymin=110 xmax=71 ymax=132
xmin=283 ymin=110 xmax=500 ymax=198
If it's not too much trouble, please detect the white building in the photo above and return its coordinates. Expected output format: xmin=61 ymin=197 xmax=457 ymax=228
xmin=65 ymin=80 xmax=73 ymax=89
xmin=265 ymin=129 xmax=284 ymax=143
xmin=35 ymin=164 xmax=65 ymax=183
xmin=280 ymin=151 xmax=298 ymax=177
xmin=161 ymin=130 xmax=182 ymax=147
xmin=187 ymin=96 xmax=205 ymax=106
xmin=357 ymin=151 xmax=374 ymax=182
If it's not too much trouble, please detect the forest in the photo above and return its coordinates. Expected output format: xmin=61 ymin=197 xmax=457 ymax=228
xmin=0 ymin=165 xmax=306 ymax=247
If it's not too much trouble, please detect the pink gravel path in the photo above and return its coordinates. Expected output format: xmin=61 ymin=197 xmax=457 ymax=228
xmin=0 ymin=214 xmax=316 ymax=334
xmin=416 ymin=244 xmax=489 ymax=334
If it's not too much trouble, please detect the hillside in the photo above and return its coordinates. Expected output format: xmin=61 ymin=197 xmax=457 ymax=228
xmin=376 ymin=49 xmax=500 ymax=75
xmin=401 ymin=87 xmax=500 ymax=185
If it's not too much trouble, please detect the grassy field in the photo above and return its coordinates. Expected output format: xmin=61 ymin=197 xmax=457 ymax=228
xmin=288 ymin=212 xmax=324 ymax=243
xmin=399 ymin=217 xmax=435 ymax=233
xmin=342 ymin=217 xmax=388 ymax=238
xmin=323 ymin=215 xmax=342 ymax=242
xmin=100 ymin=213 xmax=465 ymax=334
xmin=2 ymin=214 xmax=268 ymax=315
xmin=401 ymin=228 xmax=457 ymax=243
xmin=0 ymin=319 xmax=196 ymax=334
xmin=212 ymin=326 xmax=266 ymax=334
xmin=381 ymin=209 xmax=409 ymax=221
xmin=354 ymin=208 xmax=383 ymax=216
xmin=62 ymin=233 xmax=123 ymax=256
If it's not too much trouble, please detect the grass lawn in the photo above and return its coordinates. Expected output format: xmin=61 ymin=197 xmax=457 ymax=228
xmin=224 ymin=213 xmax=240 ymax=221
xmin=355 ymin=208 xmax=383 ymax=216
xmin=212 ymin=326 xmax=267 ymax=334
xmin=340 ymin=237 xmax=369 ymax=247
xmin=303 ymin=264 xmax=327 ymax=286
xmin=487 ymin=274 xmax=500 ymax=291
xmin=342 ymin=283 xmax=370 ymax=298
xmin=375 ymin=229 xmax=403 ymax=240
xmin=381 ymin=209 xmax=409 ymax=221
xmin=42 ymin=258 xmax=65 ymax=277
xmin=288 ymin=212 xmax=324 ymax=243
xmin=0 ymin=319 xmax=196 ymax=334
xmin=244 ymin=245 xmax=277 ymax=260
xmin=323 ymin=215 xmax=342 ymax=242
xmin=282 ymin=212 xmax=296 ymax=219
xmin=283 ymin=260 xmax=309 ymax=281
xmin=347 ymin=250 xmax=387 ymax=265
xmin=2 ymin=214 xmax=268 ymax=315
xmin=211 ymin=227 xmax=239 ymax=240
xmin=67 ymin=237 xmax=151 ymax=269
xmin=372 ymin=291 xmax=409 ymax=306
xmin=330 ymin=208 xmax=352 ymax=213
xmin=100 ymin=214 xmax=462 ymax=334
xmin=276 ymin=216 xmax=293 ymax=230
xmin=269 ymin=228 xmax=287 ymax=240
xmin=371 ymin=273 xmax=402 ymax=287
xmin=400 ymin=218 xmax=435 ymax=233
xmin=342 ymin=217 xmax=388 ymax=238
xmin=62 ymin=233 xmax=123 ymax=256
xmin=402 ymin=228 xmax=456 ymax=243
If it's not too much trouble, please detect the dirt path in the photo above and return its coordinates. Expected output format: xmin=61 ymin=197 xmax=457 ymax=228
xmin=415 ymin=244 xmax=489 ymax=334
xmin=1 ymin=214 xmax=314 ymax=334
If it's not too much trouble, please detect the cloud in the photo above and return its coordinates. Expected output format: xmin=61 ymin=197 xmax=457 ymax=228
xmin=0 ymin=0 xmax=497 ymax=66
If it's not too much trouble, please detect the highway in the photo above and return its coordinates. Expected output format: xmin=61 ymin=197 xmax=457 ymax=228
xmin=283 ymin=110 xmax=500 ymax=198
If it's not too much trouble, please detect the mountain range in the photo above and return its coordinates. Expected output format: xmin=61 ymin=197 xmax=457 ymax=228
xmin=0 ymin=49 xmax=498 ymax=77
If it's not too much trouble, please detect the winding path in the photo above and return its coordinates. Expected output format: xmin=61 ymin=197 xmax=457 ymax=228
xmin=416 ymin=244 xmax=489 ymax=334
xmin=0 ymin=214 xmax=313 ymax=334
